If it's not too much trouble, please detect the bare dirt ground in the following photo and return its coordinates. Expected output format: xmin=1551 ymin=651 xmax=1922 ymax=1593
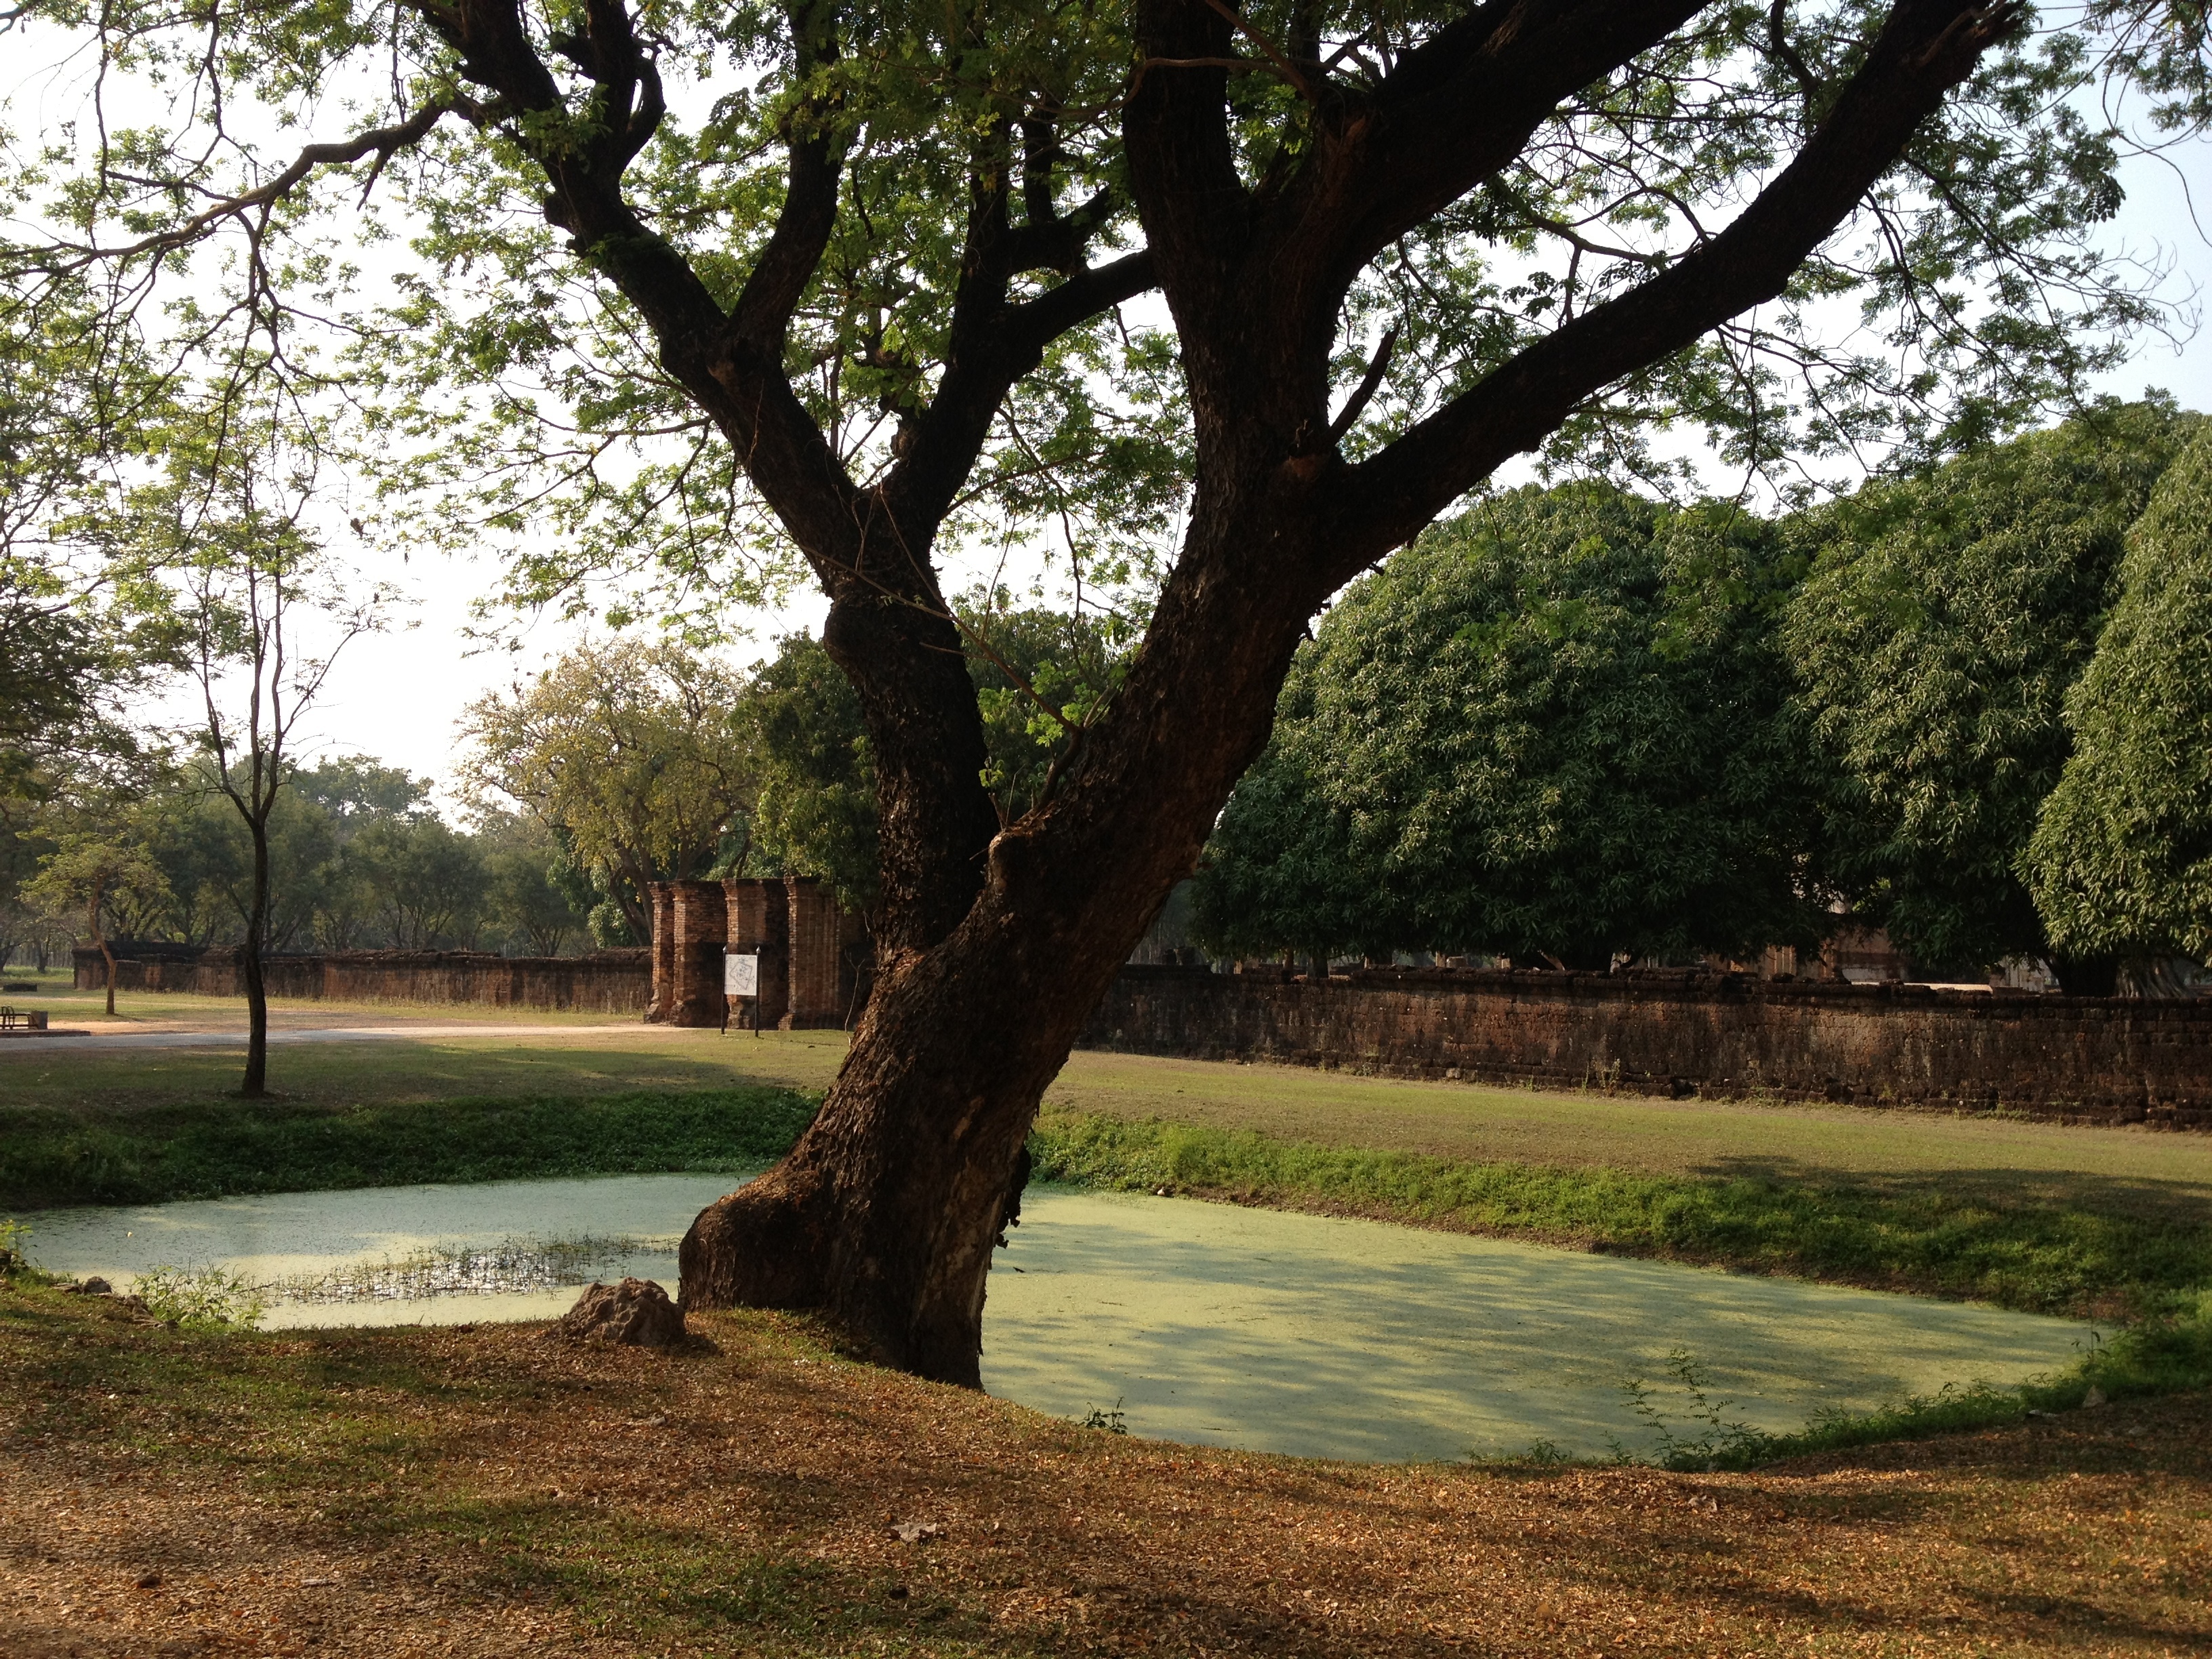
xmin=3 ymin=1284 xmax=2206 ymax=1658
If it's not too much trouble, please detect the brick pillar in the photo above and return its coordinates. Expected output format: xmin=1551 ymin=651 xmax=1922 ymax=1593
xmin=722 ymin=877 xmax=790 ymax=1027
xmin=783 ymin=878 xmax=844 ymax=1029
xmin=646 ymin=882 xmax=677 ymax=1022
xmin=669 ymin=880 xmax=729 ymax=1027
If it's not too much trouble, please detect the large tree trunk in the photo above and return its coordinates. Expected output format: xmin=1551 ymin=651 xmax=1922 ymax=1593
xmin=590 ymin=0 xmax=2013 ymax=1382
xmin=682 ymin=494 xmax=1317 ymax=1382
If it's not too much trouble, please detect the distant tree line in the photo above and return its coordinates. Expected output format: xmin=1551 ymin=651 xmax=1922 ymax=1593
xmin=12 ymin=405 xmax=2207 ymax=998
xmin=1 ymin=584 xmax=1132 ymax=970
xmin=1191 ymin=400 xmax=2212 ymax=992
xmin=459 ymin=596 xmax=1134 ymax=942
xmin=2 ymin=756 xmax=598 ymax=965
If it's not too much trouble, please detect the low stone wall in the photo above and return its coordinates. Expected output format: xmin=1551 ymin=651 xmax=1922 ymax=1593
xmin=75 ymin=947 xmax=651 ymax=1015
xmin=1077 ymin=965 xmax=2212 ymax=1127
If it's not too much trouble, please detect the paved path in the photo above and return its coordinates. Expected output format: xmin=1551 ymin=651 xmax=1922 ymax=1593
xmin=1 ymin=1023 xmax=650 ymax=1052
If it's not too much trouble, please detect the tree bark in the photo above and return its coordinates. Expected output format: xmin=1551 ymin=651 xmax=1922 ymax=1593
xmin=94 ymin=914 xmax=116 ymax=1017
xmin=240 ymin=813 xmax=271 ymax=1098
xmin=682 ymin=487 xmax=1332 ymax=1380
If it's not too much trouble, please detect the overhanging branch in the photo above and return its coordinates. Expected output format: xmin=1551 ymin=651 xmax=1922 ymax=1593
xmin=9 ymin=102 xmax=472 ymax=277
xmin=1330 ymin=0 xmax=2028 ymax=571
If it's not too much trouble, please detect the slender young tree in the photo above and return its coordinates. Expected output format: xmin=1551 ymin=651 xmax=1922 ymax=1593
xmin=122 ymin=416 xmax=384 ymax=1097
xmin=7 ymin=0 xmax=2207 ymax=1377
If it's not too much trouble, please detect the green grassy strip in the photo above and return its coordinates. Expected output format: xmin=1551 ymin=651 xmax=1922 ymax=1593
xmin=1687 ymin=1296 xmax=2212 ymax=1471
xmin=1028 ymin=1110 xmax=2212 ymax=1320
xmin=0 ymin=1086 xmax=820 ymax=1210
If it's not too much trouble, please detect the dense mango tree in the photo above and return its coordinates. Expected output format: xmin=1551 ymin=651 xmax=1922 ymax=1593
xmin=8 ymin=0 xmax=2207 ymax=1379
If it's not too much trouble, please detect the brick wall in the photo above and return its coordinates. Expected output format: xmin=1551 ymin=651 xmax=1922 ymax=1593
xmin=727 ymin=877 xmax=790 ymax=1025
xmin=647 ymin=885 xmax=678 ymax=1022
xmin=669 ymin=881 xmax=729 ymax=1027
xmin=1077 ymin=965 xmax=2212 ymax=1126
xmin=76 ymin=946 xmax=651 ymax=1015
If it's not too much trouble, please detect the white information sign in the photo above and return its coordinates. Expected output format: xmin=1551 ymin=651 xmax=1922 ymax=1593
xmin=724 ymin=951 xmax=760 ymax=998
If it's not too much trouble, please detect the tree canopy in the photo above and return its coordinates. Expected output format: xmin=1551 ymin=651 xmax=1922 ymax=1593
xmin=1782 ymin=398 xmax=2196 ymax=974
xmin=2027 ymin=424 xmax=2212 ymax=964
xmin=462 ymin=639 xmax=756 ymax=941
xmin=1194 ymin=483 xmax=1820 ymax=965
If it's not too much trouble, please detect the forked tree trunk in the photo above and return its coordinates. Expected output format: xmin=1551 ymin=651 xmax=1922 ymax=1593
xmin=653 ymin=0 xmax=2014 ymax=1382
xmin=680 ymin=911 xmax=1129 ymax=1383
xmin=682 ymin=500 xmax=1317 ymax=1383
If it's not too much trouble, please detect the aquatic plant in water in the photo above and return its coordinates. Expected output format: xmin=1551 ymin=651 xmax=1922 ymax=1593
xmin=135 ymin=1266 xmax=268 ymax=1331
xmin=0 ymin=1218 xmax=30 ymax=1274
xmin=1080 ymin=1399 xmax=1129 ymax=1435
xmin=266 ymin=1234 xmax=672 ymax=1305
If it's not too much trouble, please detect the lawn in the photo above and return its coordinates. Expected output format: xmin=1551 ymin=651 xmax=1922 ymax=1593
xmin=0 ymin=1023 xmax=848 ymax=1112
xmin=3 ymin=1274 xmax=2207 ymax=1658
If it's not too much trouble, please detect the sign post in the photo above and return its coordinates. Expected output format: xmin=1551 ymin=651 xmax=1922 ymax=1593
xmin=723 ymin=949 xmax=760 ymax=1036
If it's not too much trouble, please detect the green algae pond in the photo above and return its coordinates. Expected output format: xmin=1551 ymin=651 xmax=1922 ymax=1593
xmin=14 ymin=1173 xmax=2089 ymax=1462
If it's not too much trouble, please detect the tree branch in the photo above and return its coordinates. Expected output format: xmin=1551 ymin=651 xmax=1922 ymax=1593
xmin=1327 ymin=324 xmax=1399 ymax=442
xmin=12 ymin=102 xmax=467 ymax=275
xmin=1312 ymin=0 xmax=1711 ymax=283
xmin=1330 ymin=0 xmax=2028 ymax=570
xmin=1126 ymin=0 xmax=1251 ymax=324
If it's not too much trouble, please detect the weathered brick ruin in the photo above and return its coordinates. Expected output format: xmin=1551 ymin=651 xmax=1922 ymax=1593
xmin=75 ymin=944 xmax=651 ymax=1013
xmin=73 ymin=931 xmax=2211 ymax=1123
xmin=1079 ymin=964 xmax=2212 ymax=1126
xmin=644 ymin=876 xmax=870 ymax=1029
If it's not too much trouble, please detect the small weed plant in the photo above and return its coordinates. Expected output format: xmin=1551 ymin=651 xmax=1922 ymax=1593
xmin=1080 ymin=1399 xmax=1129 ymax=1435
xmin=1614 ymin=1349 xmax=1765 ymax=1470
xmin=134 ymin=1265 xmax=268 ymax=1330
xmin=0 ymin=1217 xmax=29 ymax=1275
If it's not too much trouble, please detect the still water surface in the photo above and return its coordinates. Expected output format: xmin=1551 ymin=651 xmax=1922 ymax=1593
xmin=20 ymin=1173 xmax=2088 ymax=1462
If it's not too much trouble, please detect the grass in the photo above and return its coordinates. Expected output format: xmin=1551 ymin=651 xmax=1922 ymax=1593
xmin=0 ymin=1025 xmax=848 ymax=1113
xmin=4 ymin=1270 xmax=2209 ymax=1657
xmin=1028 ymin=1110 xmax=2212 ymax=1321
xmin=0 ymin=1086 xmax=818 ymax=1208
xmin=16 ymin=982 xmax=651 ymax=1027
xmin=1044 ymin=1048 xmax=2212 ymax=1195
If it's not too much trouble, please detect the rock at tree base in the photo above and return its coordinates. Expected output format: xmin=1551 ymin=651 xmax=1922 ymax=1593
xmin=552 ymin=1279 xmax=686 ymax=1347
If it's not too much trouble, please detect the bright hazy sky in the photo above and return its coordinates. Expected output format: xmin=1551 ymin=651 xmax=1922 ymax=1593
xmin=162 ymin=134 xmax=2212 ymax=809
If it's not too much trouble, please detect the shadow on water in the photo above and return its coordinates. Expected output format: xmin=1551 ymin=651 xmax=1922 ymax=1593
xmin=980 ymin=1188 xmax=2089 ymax=1462
xmin=17 ymin=1174 xmax=2088 ymax=1462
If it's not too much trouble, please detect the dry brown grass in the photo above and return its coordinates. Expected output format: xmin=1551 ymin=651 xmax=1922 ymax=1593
xmin=3 ymin=1282 xmax=2206 ymax=1658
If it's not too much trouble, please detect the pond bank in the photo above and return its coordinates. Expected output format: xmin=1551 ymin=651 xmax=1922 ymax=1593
xmin=17 ymin=1173 xmax=2092 ymax=1463
xmin=7 ymin=1081 xmax=2211 ymax=1322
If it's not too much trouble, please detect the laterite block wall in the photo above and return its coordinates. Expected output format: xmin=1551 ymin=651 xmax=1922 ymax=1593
xmin=76 ymin=946 xmax=651 ymax=1014
xmin=1077 ymin=965 xmax=2212 ymax=1126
